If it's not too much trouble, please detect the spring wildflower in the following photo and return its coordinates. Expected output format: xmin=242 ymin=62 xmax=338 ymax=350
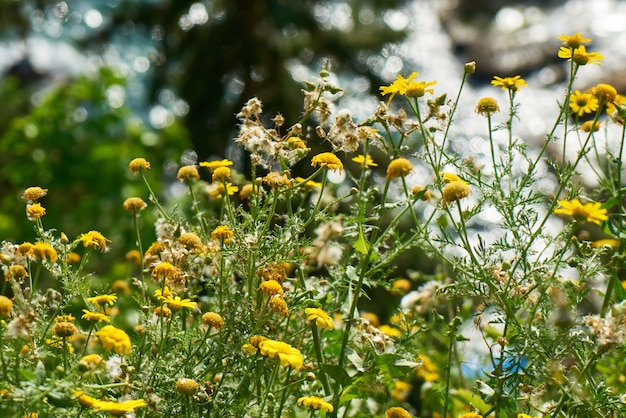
xmin=297 ymin=396 xmax=334 ymax=413
xmin=21 ymin=186 xmax=48 ymax=201
xmin=491 ymin=75 xmax=527 ymax=92
xmin=199 ymin=159 xmax=234 ymax=172
xmin=87 ymin=293 xmax=118 ymax=307
xmin=405 ymin=79 xmax=437 ymax=98
xmin=352 ymin=154 xmax=378 ymax=168
xmin=311 ymin=152 xmax=344 ymax=173
xmin=379 ymin=324 xmax=401 ymax=337
xmin=269 ymin=295 xmax=289 ymax=316
xmin=386 ymin=158 xmax=413 ymax=179
xmin=202 ymin=312 xmax=225 ymax=330
xmin=607 ymin=94 xmax=626 ymax=116
xmin=294 ymin=177 xmax=322 ymax=189
xmin=54 ymin=314 xmax=76 ymax=323
xmin=163 ymin=295 xmax=197 ymax=312
xmin=475 ymin=97 xmax=500 ymax=116
xmin=263 ymin=171 xmax=292 ymax=188
xmin=151 ymin=261 xmax=181 ymax=284
xmin=211 ymin=225 xmax=234 ymax=243
xmin=385 ymin=407 xmax=412 ymax=418
xmin=464 ymin=61 xmax=476 ymax=74
xmin=73 ymin=390 xmax=101 ymax=408
xmin=411 ymin=185 xmax=431 ymax=201
xmin=128 ymin=158 xmax=151 ymax=174
xmin=5 ymin=265 xmax=28 ymax=282
xmin=590 ymin=238 xmax=619 ymax=249
xmin=96 ymin=325 xmax=132 ymax=355
xmin=580 ymin=120 xmax=601 ymax=132
xmin=258 ymin=279 xmax=284 ymax=296
xmin=79 ymin=354 xmax=104 ymax=369
xmin=416 ymin=354 xmax=440 ymax=381
xmin=212 ymin=166 xmax=231 ymax=182
xmin=517 ymin=414 xmax=537 ymax=418
xmin=123 ymin=197 xmax=147 ymax=214
xmin=207 ymin=182 xmax=239 ymax=198
xmin=554 ymin=199 xmax=608 ymax=224
xmin=392 ymin=278 xmax=412 ymax=294
xmin=391 ymin=380 xmax=413 ymax=401
xmin=459 ymin=413 xmax=483 ymax=418
xmin=286 ymin=136 xmax=306 ymax=149
xmin=77 ymin=231 xmax=110 ymax=251
xmin=154 ymin=286 xmax=174 ymax=301
xmin=242 ymin=335 xmax=268 ymax=354
xmin=177 ymin=165 xmax=200 ymax=182
xmin=30 ymin=242 xmax=59 ymax=263
xmin=239 ymin=183 xmax=256 ymax=199
xmin=380 ymin=72 xmax=419 ymax=104
xmin=25 ymin=203 xmax=46 ymax=220
xmin=443 ymin=181 xmax=470 ymax=205
xmin=125 ymin=250 xmax=142 ymax=266
xmin=569 ymin=90 xmax=599 ymax=116
xmin=558 ymin=45 xmax=603 ymax=66
xmin=590 ymin=83 xmax=618 ymax=104
xmin=178 ymin=232 xmax=203 ymax=252
xmin=93 ymin=398 xmax=146 ymax=415
xmin=81 ymin=309 xmax=111 ymax=323
xmin=145 ymin=241 xmax=165 ymax=256
xmin=176 ymin=378 xmax=200 ymax=396
xmin=558 ymin=32 xmax=591 ymax=48
xmin=305 ymin=307 xmax=334 ymax=330
xmin=258 ymin=339 xmax=304 ymax=370
xmin=257 ymin=262 xmax=290 ymax=282
xmin=52 ymin=321 xmax=78 ymax=338
xmin=361 ymin=312 xmax=380 ymax=327
xmin=0 ymin=295 xmax=13 ymax=317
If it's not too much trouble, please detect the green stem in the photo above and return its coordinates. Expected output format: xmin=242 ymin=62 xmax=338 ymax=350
xmin=311 ymin=325 xmax=332 ymax=395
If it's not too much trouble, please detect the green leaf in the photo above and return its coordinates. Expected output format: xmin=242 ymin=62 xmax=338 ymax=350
xmin=353 ymin=227 xmax=379 ymax=261
xmin=322 ymin=364 xmax=350 ymax=387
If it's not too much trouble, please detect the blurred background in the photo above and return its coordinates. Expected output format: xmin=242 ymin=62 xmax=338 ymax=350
xmin=2 ymin=0 xmax=626 ymax=256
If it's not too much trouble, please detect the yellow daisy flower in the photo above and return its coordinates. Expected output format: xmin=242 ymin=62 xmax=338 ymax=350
xmin=258 ymin=339 xmax=304 ymax=370
xmin=305 ymin=307 xmax=334 ymax=330
xmin=558 ymin=32 xmax=591 ymax=48
xmin=352 ymin=154 xmax=378 ymax=168
xmin=569 ymin=90 xmax=599 ymax=117
xmin=199 ymin=159 xmax=234 ymax=172
xmin=558 ymin=45 xmax=603 ymax=65
xmin=163 ymin=296 xmax=197 ymax=312
xmin=81 ymin=309 xmax=111 ymax=323
xmin=311 ymin=152 xmax=343 ymax=173
xmin=491 ymin=75 xmax=527 ymax=92
xmin=87 ymin=293 xmax=118 ymax=306
xmin=297 ymin=396 xmax=334 ymax=413
xmin=554 ymin=199 xmax=608 ymax=224
xmin=96 ymin=325 xmax=132 ymax=355
xmin=77 ymin=231 xmax=110 ymax=251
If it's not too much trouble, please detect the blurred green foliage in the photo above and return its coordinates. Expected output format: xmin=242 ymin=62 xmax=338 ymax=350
xmin=0 ymin=67 xmax=190 ymax=253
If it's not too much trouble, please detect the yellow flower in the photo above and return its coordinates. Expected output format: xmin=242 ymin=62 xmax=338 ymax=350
xmin=443 ymin=181 xmax=470 ymax=205
xmin=4 ymin=265 xmax=28 ymax=282
xmin=558 ymin=45 xmax=603 ymax=65
xmin=202 ymin=312 xmax=225 ymax=330
xmin=459 ymin=413 xmax=483 ymax=418
xmin=96 ymin=325 xmax=132 ymax=355
xmin=386 ymin=158 xmax=413 ymax=179
xmin=379 ymin=324 xmax=401 ymax=337
xmin=207 ymin=182 xmax=239 ymax=198
xmin=176 ymin=378 xmax=200 ymax=396
xmin=441 ymin=172 xmax=464 ymax=184
xmin=258 ymin=339 xmax=304 ymax=370
xmin=269 ymin=295 xmax=289 ymax=317
xmin=128 ymin=158 xmax=151 ymax=174
xmin=123 ymin=197 xmax=147 ymax=214
xmin=411 ymin=185 xmax=431 ymax=201
xmin=212 ymin=166 xmax=231 ymax=182
xmin=0 ymin=295 xmax=14 ymax=317
xmin=491 ymin=75 xmax=527 ymax=92
xmin=311 ymin=152 xmax=343 ymax=173
xmin=211 ymin=225 xmax=234 ymax=243
xmin=258 ymin=279 xmax=284 ymax=296
xmin=405 ymin=79 xmax=436 ymax=98
xmin=305 ymin=307 xmax=334 ymax=330
xmin=242 ymin=335 xmax=268 ymax=354
xmin=87 ymin=293 xmax=118 ymax=307
xmin=199 ymin=159 xmax=234 ymax=172
xmin=352 ymin=154 xmax=378 ymax=168
xmin=152 ymin=306 xmax=172 ymax=317
xmin=360 ymin=312 xmax=380 ymax=327
xmin=154 ymin=285 xmax=174 ymax=301
xmin=66 ymin=252 xmax=81 ymax=264
xmin=286 ymin=136 xmax=306 ymax=149
xmin=391 ymin=380 xmax=412 ymax=401
xmin=79 ymin=354 xmax=104 ymax=369
xmin=517 ymin=414 xmax=537 ymax=418
xmin=93 ymin=398 xmax=146 ymax=415
xmin=385 ymin=407 xmax=412 ymax=418
xmin=25 ymin=203 xmax=46 ymax=220
xmin=21 ymin=186 xmax=48 ymax=201
xmin=607 ymin=94 xmax=626 ymax=116
xmin=590 ymin=83 xmax=618 ymax=104
xmin=77 ymin=231 xmax=110 ymax=251
xmin=569 ymin=90 xmax=599 ymax=117
xmin=145 ymin=241 xmax=165 ymax=256
xmin=416 ymin=354 xmax=440 ymax=382
xmin=54 ymin=314 xmax=76 ymax=323
xmin=263 ymin=171 xmax=292 ymax=188
xmin=294 ymin=177 xmax=322 ymax=189
xmin=151 ymin=261 xmax=181 ymax=283
xmin=178 ymin=232 xmax=203 ymax=251
xmin=590 ymin=239 xmax=619 ymax=249
xmin=558 ymin=32 xmax=591 ymax=48
xmin=554 ymin=199 xmax=608 ymax=224
xmin=73 ymin=390 xmax=101 ymax=408
xmin=52 ymin=321 xmax=78 ymax=338
xmin=81 ymin=309 xmax=111 ymax=323
xmin=177 ymin=165 xmax=200 ymax=182
xmin=580 ymin=120 xmax=601 ymax=132
xmin=297 ymin=396 xmax=334 ymax=413
xmin=475 ymin=97 xmax=500 ymax=116
xmin=392 ymin=278 xmax=412 ymax=294
xmin=30 ymin=242 xmax=58 ymax=263
xmin=380 ymin=72 xmax=419 ymax=103
xmin=163 ymin=296 xmax=197 ymax=312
